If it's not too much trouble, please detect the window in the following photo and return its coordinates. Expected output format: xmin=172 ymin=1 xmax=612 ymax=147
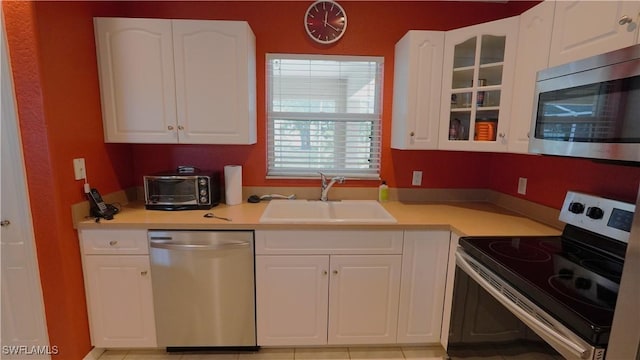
xmin=266 ymin=54 xmax=383 ymax=178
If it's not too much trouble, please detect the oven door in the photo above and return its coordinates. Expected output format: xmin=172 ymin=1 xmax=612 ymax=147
xmin=144 ymin=176 xmax=199 ymax=206
xmin=448 ymin=249 xmax=604 ymax=360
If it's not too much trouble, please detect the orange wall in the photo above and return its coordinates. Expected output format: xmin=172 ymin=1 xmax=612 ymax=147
xmin=3 ymin=1 xmax=640 ymax=359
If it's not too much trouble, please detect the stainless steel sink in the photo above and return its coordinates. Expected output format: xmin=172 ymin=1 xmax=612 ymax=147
xmin=259 ymin=200 xmax=397 ymax=224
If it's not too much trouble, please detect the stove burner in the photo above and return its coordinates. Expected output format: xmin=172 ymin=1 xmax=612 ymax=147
xmin=548 ymin=275 xmax=614 ymax=312
xmin=580 ymin=259 xmax=623 ymax=280
xmin=538 ymin=239 xmax=562 ymax=253
xmin=488 ymin=240 xmax=552 ymax=262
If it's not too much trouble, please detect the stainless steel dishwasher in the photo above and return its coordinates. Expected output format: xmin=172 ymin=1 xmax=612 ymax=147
xmin=148 ymin=230 xmax=256 ymax=349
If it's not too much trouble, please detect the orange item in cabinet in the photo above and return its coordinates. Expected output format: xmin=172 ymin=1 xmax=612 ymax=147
xmin=474 ymin=121 xmax=497 ymax=141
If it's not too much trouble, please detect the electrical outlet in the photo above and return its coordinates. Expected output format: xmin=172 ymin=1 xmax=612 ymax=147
xmin=73 ymin=158 xmax=86 ymax=180
xmin=412 ymin=171 xmax=423 ymax=186
xmin=518 ymin=177 xmax=527 ymax=195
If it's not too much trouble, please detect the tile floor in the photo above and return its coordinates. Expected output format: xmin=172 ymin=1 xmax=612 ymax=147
xmin=98 ymin=346 xmax=446 ymax=360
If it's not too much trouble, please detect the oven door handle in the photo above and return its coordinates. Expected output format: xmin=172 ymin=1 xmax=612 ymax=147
xmin=456 ymin=251 xmax=592 ymax=360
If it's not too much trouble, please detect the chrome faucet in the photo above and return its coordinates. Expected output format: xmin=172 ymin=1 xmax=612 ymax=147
xmin=319 ymin=172 xmax=345 ymax=201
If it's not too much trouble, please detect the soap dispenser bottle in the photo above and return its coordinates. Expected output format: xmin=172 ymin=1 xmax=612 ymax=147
xmin=378 ymin=180 xmax=389 ymax=202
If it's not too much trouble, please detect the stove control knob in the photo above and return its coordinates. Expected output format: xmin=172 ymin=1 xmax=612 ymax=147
xmin=575 ymin=277 xmax=592 ymax=290
xmin=586 ymin=207 xmax=604 ymax=220
xmin=568 ymin=202 xmax=585 ymax=214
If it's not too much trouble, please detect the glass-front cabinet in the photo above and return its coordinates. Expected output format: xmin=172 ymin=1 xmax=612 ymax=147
xmin=440 ymin=17 xmax=519 ymax=151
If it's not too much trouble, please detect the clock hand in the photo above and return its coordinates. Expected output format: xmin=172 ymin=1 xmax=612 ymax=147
xmin=326 ymin=22 xmax=340 ymax=32
xmin=323 ymin=11 xmax=328 ymax=27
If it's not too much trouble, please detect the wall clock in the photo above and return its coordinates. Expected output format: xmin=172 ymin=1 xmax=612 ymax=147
xmin=304 ymin=0 xmax=347 ymax=45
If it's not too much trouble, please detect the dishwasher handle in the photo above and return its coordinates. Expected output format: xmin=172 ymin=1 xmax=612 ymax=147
xmin=149 ymin=239 xmax=250 ymax=251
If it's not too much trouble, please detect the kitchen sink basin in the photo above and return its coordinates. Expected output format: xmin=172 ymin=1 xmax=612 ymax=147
xmin=259 ymin=200 xmax=397 ymax=224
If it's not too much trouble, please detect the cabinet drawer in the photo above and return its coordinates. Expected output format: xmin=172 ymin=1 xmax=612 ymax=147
xmin=80 ymin=229 xmax=149 ymax=255
xmin=255 ymin=230 xmax=403 ymax=255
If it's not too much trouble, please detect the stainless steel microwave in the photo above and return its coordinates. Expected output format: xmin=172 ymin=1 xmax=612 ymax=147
xmin=529 ymin=44 xmax=640 ymax=163
xmin=144 ymin=168 xmax=220 ymax=210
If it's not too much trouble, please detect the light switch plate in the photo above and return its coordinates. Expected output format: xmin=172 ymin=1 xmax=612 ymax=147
xmin=518 ymin=177 xmax=527 ymax=195
xmin=412 ymin=171 xmax=422 ymax=186
xmin=73 ymin=158 xmax=86 ymax=180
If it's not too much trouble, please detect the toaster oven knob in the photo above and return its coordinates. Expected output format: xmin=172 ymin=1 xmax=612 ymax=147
xmin=200 ymin=189 xmax=207 ymax=196
xmin=568 ymin=202 xmax=585 ymax=214
xmin=586 ymin=206 xmax=604 ymax=220
xmin=200 ymin=196 xmax=208 ymax=203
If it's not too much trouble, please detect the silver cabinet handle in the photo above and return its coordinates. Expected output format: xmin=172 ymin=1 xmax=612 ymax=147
xmin=0 ymin=220 xmax=10 ymax=227
xmin=619 ymin=15 xmax=633 ymax=25
xmin=168 ymin=125 xmax=174 ymax=131
xmin=109 ymin=240 xmax=118 ymax=246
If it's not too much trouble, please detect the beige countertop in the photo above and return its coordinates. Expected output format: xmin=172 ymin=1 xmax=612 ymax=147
xmin=77 ymin=200 xmax=561 ymax=237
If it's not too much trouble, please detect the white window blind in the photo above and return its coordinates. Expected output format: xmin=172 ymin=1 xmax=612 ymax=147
xmin=266 ymin=54 xmax=383 ymax=179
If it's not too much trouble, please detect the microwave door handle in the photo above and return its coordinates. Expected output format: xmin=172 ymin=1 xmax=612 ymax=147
xmin=456 ymin=251 xmax=591 ymax=360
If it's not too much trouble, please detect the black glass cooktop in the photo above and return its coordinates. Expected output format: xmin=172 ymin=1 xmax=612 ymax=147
xmin=459 ymin=232 xmax=625 ymax=346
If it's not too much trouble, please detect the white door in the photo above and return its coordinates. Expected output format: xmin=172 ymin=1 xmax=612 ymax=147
xmin=173 ymin=20 xmax=256 ymax=144
xmin=391 ymin=30 xmax=444 ymax=150
xmin=508 ymin=0 xmax=555 ymax=154
xmin=549 ymin=1 xmax=640 ymax=67
xmin=397 ymin=230 xmax=450 ymax=343
xmin=83 ymin=255 xmax=156 ymax=348
xmin=94 ymin=17 xmax=177 ymax=143
xmin=328 ymin=255 xmax=401 ymax=345
xmin=255 ymin=255 xmax=329 ymax=346
xmin=1 ymin=13 xmax=50 ymax=358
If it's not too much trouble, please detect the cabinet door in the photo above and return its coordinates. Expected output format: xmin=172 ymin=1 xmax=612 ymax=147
xmin=391 ymin=31 xmax=445 ymax=150
xmin=440 ymin=17 xmax=519 ymax=152
xmin=83 ymin=255 xmax=156 ymax=348
xmin=549 ymin=1 xmax=640 ymax=67
xmin=508 ymin=0 xmax=555 ymax=154
xmin=328 ymin=255 xmax=401 ymax=344
xmin=397 ymin=230 xmax=450 ymax=343
xmin=173 ymin=20 xmax=257 ymax=144
xmin=94 ymin=18 xmax=177 ymax=143
xmin=255 ymin=255 xmax=329 ymax=346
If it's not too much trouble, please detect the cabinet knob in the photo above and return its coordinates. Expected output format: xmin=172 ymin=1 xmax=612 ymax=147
xmin=498 ymin=133 xmax=506 ymax=138
xmin=322 ymin=270 xmax=328 ymax=275
xmin=178 ymin=125 xmax=184 ymax=131
xmin=527 ymin=131 xmax=530 ymax=139
xmin=109 ymin=240 xmax=118 ymax=246
xmin=0 ymin=220 xmax=10 ymax=227
xmin=168 ymin=125 xmax=174 ymax=131
xmin=409 ymin=131 xmax=415 ymax=137
xmin=332 ymin=270 xmax=338 ymax=275
xmin=141 ymin=270 xmax=148 ymax=276
xmin=619 ymin=15 xmax=633 ymax=25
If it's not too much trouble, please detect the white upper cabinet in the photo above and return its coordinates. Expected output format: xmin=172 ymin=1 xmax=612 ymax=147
xmin=95 ymin=18 xmax=177 ymax=143
xmin=549 ymin=1 xmax=640 ymax=67
xmin=391 ymin=31 xmax=445 ymax=150
xmin=508 ymin=0 xmax=554 ymax=154
xmin=439 ymin=17 xmax=519 ymax=152
xmin=94 ymin=17 xmax=257 ymax=144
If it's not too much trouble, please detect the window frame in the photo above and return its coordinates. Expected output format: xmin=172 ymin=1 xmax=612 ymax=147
xmin=265 ymin=53 xmax=384 ymax=179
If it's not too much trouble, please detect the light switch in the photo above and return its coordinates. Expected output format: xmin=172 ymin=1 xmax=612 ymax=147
xmin=73 ymin=158 xmax=86 ymax=180
xmin=412 ymin=171 xmax=422 ymax=186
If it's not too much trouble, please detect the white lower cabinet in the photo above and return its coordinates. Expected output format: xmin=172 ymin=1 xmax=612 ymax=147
xmin=255 ymin=255 xmax=329 ymax=346
xmin=255 ymin=229 xmax=449 ymax=347
xmin=79 ymin=229 xmax=157 ymax=348
xmin=397 ymin=230 xmax=450 ymax=343
xmin=328 ymin=255 xmax=402 ymax=345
